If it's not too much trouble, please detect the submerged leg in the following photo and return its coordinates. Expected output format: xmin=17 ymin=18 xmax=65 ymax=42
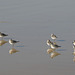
xmin=1 ymin=37 xmax=3 ymax=40
xmin=54 ymin=39 xmax=55 ymax=42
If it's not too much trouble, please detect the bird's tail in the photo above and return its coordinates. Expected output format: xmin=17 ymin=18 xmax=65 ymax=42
xmin=58 ymin=46 xmax=61 ymax=47
xmin=17 ymin=41 xmax=19 ymax=42
xmin=5 ymin=34 xmax=8 ymax=36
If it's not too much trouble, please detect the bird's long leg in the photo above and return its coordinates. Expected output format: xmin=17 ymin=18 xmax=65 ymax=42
xmin=12 ymin=44 xmax=14 ymax=48
xmin=54 ymin=39 xmax=56 ymax=42
xmin=1 ymin=37 xmax=3 ymax=40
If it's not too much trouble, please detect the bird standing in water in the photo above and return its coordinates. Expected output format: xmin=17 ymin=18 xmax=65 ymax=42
xmin=0 ymin=32 xmax=8 ymax=40
xmin=46 ymin=40 xmax=53 ymax=46
xmin=51 ymin=34 xmax=57 ymax=41
xmin=48 ymin=41 xmax=61 ymax=49
xmin=9 ymin=39 xmax=19 ymax=48
xmin=72 ymin=40 xmax=75 ymax=45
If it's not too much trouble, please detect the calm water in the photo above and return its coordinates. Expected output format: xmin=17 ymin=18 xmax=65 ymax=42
xmin=0 ymin=0 xmax=75 ymax=75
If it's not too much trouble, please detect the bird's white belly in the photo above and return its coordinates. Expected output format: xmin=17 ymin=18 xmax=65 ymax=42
xmin=47 ymin=43 xmax=50 ymax=46
xmin=51 ymin=45 xmax=55 ymax=49
xmin=9 ymin=41 xmax=13 ymax=45
xmin=51 ymin=37 xmax=56 ymax=40
xmin=73 ymin=42 xmax=75 ymax=45
xmin=0 ymin=35 xmax=3 ymax=37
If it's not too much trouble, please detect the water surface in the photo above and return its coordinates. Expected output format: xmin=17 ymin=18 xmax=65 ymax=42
xmin=0 ymin=0 xmax=75 ymax=75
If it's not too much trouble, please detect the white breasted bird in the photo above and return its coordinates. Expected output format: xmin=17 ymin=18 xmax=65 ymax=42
xmin=46 ymin=40 xmax=53 ymax=46
xmin=51 ymin=34 xmax=57 ymax=41
xmin=48 ymin=41 xmax=61 ymax=49
xmin=9 ymin=39 xmax=19 ymax=48
xmin=72 ymin=40 xmax=75 ymax=45
xmin=0 ymin=32 xmax=8 ymax=40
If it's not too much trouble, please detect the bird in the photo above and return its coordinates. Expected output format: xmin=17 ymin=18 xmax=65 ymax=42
xmin=9 ymin=39 xmax=19 ymax=48
xmin=46 ymin=40 xmax=53 ymax=46
xmin=51 ymin=43 xmax=61 ymax=50
xmin=48 ymin=41 xmax=61 ymax=49
xmin=73 ymin=45 xmax=75 ymax=50
xmin=72 ymin=40 xmax=75 ymax=45
xmin=51 ymin=34 xmax=57 ymax=41
xmin=0 ymin=32 xmax=8 ymax=40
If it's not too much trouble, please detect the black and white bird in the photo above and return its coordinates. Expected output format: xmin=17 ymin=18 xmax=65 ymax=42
xmin=46 ymin=40 xmax=53 ymax=46
xmin=0 ymin=32 xmax=8 ymax=40
xmin=72 ymin=40 xmax=75 ymax=45
xmin=9 ymin=39 xmax=19 ymax=48
xmin=51 ymin=34 xmax=57 ymax=41
xmin=73 ymin=45 xmax=75 ymax=50
xmin=48 ymin=41 xmax=61 ymax=49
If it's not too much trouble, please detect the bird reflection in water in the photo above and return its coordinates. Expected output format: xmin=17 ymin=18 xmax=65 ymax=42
xmin=47 ymin=48 xmax=55 ymax=54
xmin=50 ymin=51 xmax=61 ymax=59
xmin=72 ymin=51 xmax=75 ymax=56
xmin=72 ymin=43 xmax=75 ymax=62
xmin=9 ymin=48 xmax=19 ymax=54
xmin=73 ymin=56 xmax=75 ymax=62
xmin=0 ymin=40 xmax=8 ymax=46
xmin=72 ymin=49 xmax=75 ymax=62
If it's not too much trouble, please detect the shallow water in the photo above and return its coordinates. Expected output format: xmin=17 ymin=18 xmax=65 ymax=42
xmin=0 ymin=0 xmax=75 ymax=75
